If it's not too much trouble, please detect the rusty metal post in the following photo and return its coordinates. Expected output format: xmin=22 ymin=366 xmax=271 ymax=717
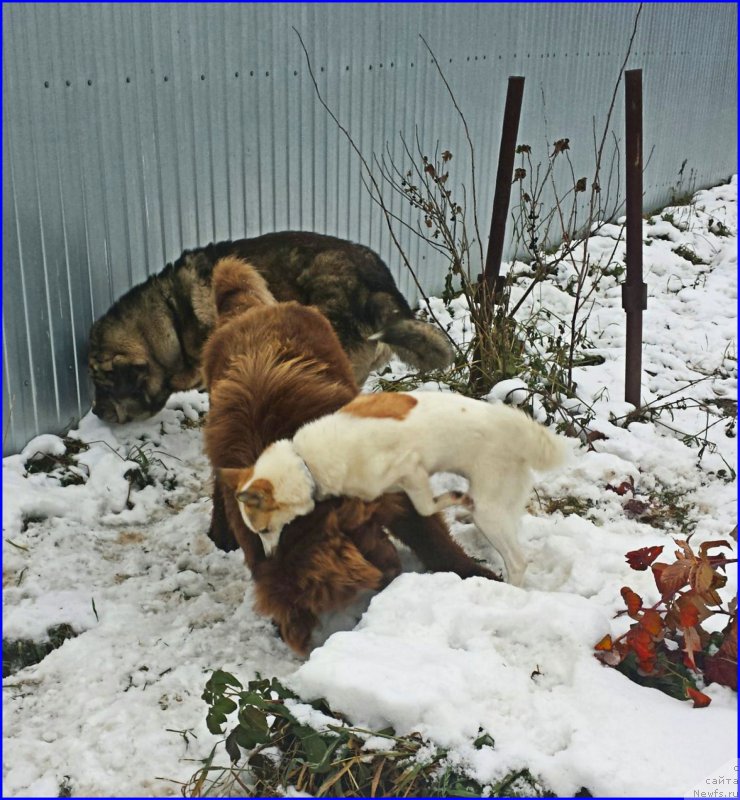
xmin=482 ymin=75 xmax=526 ymax=294
xmin=470 ymin=76 xmax=525 ymax=393
xmin=622 ymin=69 xmax=647 ymax=407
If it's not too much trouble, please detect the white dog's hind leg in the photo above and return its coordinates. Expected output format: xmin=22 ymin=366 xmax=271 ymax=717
xmin=470 ymin=501 xmax=528 ymax=587
xmin=432 ymin=490 xmax=475 ymax=512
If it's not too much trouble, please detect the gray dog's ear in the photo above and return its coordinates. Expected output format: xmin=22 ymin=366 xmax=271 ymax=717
xmin=112 ymin=354 xmax=146 ymax=368
xmin=91 ymin=354 xmax=148 ymax=375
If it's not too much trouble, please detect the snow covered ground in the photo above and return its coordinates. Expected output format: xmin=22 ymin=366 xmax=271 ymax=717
xmin=3 ymin=178 xmax=737 ymax=797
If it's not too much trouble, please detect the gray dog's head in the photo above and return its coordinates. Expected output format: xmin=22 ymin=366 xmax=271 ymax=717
xmin=88 ymin=320 xmax=172 ymax=424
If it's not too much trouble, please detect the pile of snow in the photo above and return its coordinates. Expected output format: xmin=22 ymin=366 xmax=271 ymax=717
xmin=3 ymin=178 xmax=737 ymax=796
xmin=292 ymin=573 xmax=736 ymax=797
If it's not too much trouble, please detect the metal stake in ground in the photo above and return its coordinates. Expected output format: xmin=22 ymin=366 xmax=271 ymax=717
xmin=622 ymin=68 xmax=647 ymax=407
xmin=482 ymin=75 xmax=526 ymax=296
xmin=471 ymin=75 xmax=525 ymax=393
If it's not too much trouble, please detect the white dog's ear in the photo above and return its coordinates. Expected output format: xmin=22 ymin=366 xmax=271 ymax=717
xmin=217 ymin=466 xmax=253 ymax=493
xmin=237 ymin=480 xmax=275 ymax=510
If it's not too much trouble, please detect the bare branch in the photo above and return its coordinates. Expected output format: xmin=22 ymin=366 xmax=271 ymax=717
xmin=292 ymin=27 xmax=459 ymax=355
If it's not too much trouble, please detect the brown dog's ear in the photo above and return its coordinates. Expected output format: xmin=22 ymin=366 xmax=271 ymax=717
xmin=217 ymin=466 xmax=253 ymax=493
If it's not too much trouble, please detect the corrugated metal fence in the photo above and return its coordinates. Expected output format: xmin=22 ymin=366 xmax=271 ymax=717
xmin=3 ymin=2 xmax=737 ymax=454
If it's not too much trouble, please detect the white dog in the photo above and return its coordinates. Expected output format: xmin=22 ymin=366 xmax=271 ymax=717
xmin=219 ymin=391 xmax=568 ymax=585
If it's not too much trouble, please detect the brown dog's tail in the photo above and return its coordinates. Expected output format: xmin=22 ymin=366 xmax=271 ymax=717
xmin=212 ymin=256 xmax=277 ymax=323
xmin=369 ymin=318 xmax=454 ymax=372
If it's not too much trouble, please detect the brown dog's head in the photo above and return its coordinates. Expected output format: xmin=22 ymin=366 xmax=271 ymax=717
xmin=219 ymin=441 xmax=316 ymax=554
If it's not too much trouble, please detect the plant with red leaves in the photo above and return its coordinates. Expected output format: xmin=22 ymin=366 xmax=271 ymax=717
xmin=594 ymin=538 xmax=737 ymax=707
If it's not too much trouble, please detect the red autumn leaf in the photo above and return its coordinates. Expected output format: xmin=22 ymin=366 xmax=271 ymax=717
xmin=621 ymin=587 xmax=643 ymax=616
xmin=639 ymin=609 xmax=664 ymax=638
xmin=684 ymin=591 xmax=713 ymax=624
xmin=607 ymin=479 xmax=633 ymax=496
xmin=685 ymin=686 xmax=712 ymax=708
xmin=626 ymin=627 xmax=654 ymax=663
xmin=708 ymin=554 xmax=731 ymax=569
xmin=586 ymin=430 xmax=608 ymax=446
xmin=678 ymin=602 xmax=699 ymax=629
xmin=652 ymin=561 xmax=691 ymax=597
xmin=691 ymin=561 xmax=715 ymax=594
xmin=704 ymin=651 xmax=738 ymax=690
xmin=673 ymin=539 xmax=693 ymax=559
xmin=702 ymin=587 xmax=724 ymax=607
xmin=682 ymin=626 xmax=702 ymax=670
xmin=594 ymin=634 xmax=613 ymax=652
xmin=625 ymin=545 xmax=664 ymax=571
xmin=704 ymin=619 xmax=737 ymax=690
xmin=698 ymin=539 xmax=732 ymax=558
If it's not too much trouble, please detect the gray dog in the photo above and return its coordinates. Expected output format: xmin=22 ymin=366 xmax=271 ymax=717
xmin=88 ymin=231 xmax=453 ymax=423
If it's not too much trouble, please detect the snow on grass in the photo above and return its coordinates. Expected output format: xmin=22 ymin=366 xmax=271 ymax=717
xmin=2 ymin=178 xmax=737 ymax=797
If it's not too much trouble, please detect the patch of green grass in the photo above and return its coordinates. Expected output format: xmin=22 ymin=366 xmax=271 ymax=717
xmin=123 ymin=443 xmax=179 ymax=506
xmin=186 ymin=673 xmax=556 ymax=798
xmin=3 ymin=624 xmax=78 ymax=678
xmin=707 ymin=397 xmax=737 ymax=419
xmin=672 ymin=244 xmax=707 ymax=266
xmin=24 ymin=436 xmax=89 ymax=486
xmin=19 ymin=515 xmax=46 ymax=533
xmin=668 ymin=190 xmax=694 ymax=207
xmin=541 ymin=495 xmax=595 ymax=518
xmin=622 ymin=484 xmax=697 ymax=535
xmin=710 ymin=220 xmax=732 ymax=237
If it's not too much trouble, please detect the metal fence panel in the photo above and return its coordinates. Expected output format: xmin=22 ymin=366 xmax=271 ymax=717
xmin=3 ymin=2 xmax=737 ymax=453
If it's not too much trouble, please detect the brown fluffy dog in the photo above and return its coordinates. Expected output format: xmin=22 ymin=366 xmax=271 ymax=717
xmin=203 ymin=257 xmax=498 ymax=653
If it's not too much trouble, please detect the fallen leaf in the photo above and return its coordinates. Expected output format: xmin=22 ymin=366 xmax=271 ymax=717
xmin=594 ymin=634 xmax=613 ymax=651
xmin=586 ymin=430 xmax=608 ymax=445
xmin=623 ymin=498 xmax=649 ymax=517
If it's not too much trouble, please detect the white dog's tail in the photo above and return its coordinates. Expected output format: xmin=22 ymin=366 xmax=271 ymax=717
xmin=504 ymin=406 xmax=569 ymax=473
